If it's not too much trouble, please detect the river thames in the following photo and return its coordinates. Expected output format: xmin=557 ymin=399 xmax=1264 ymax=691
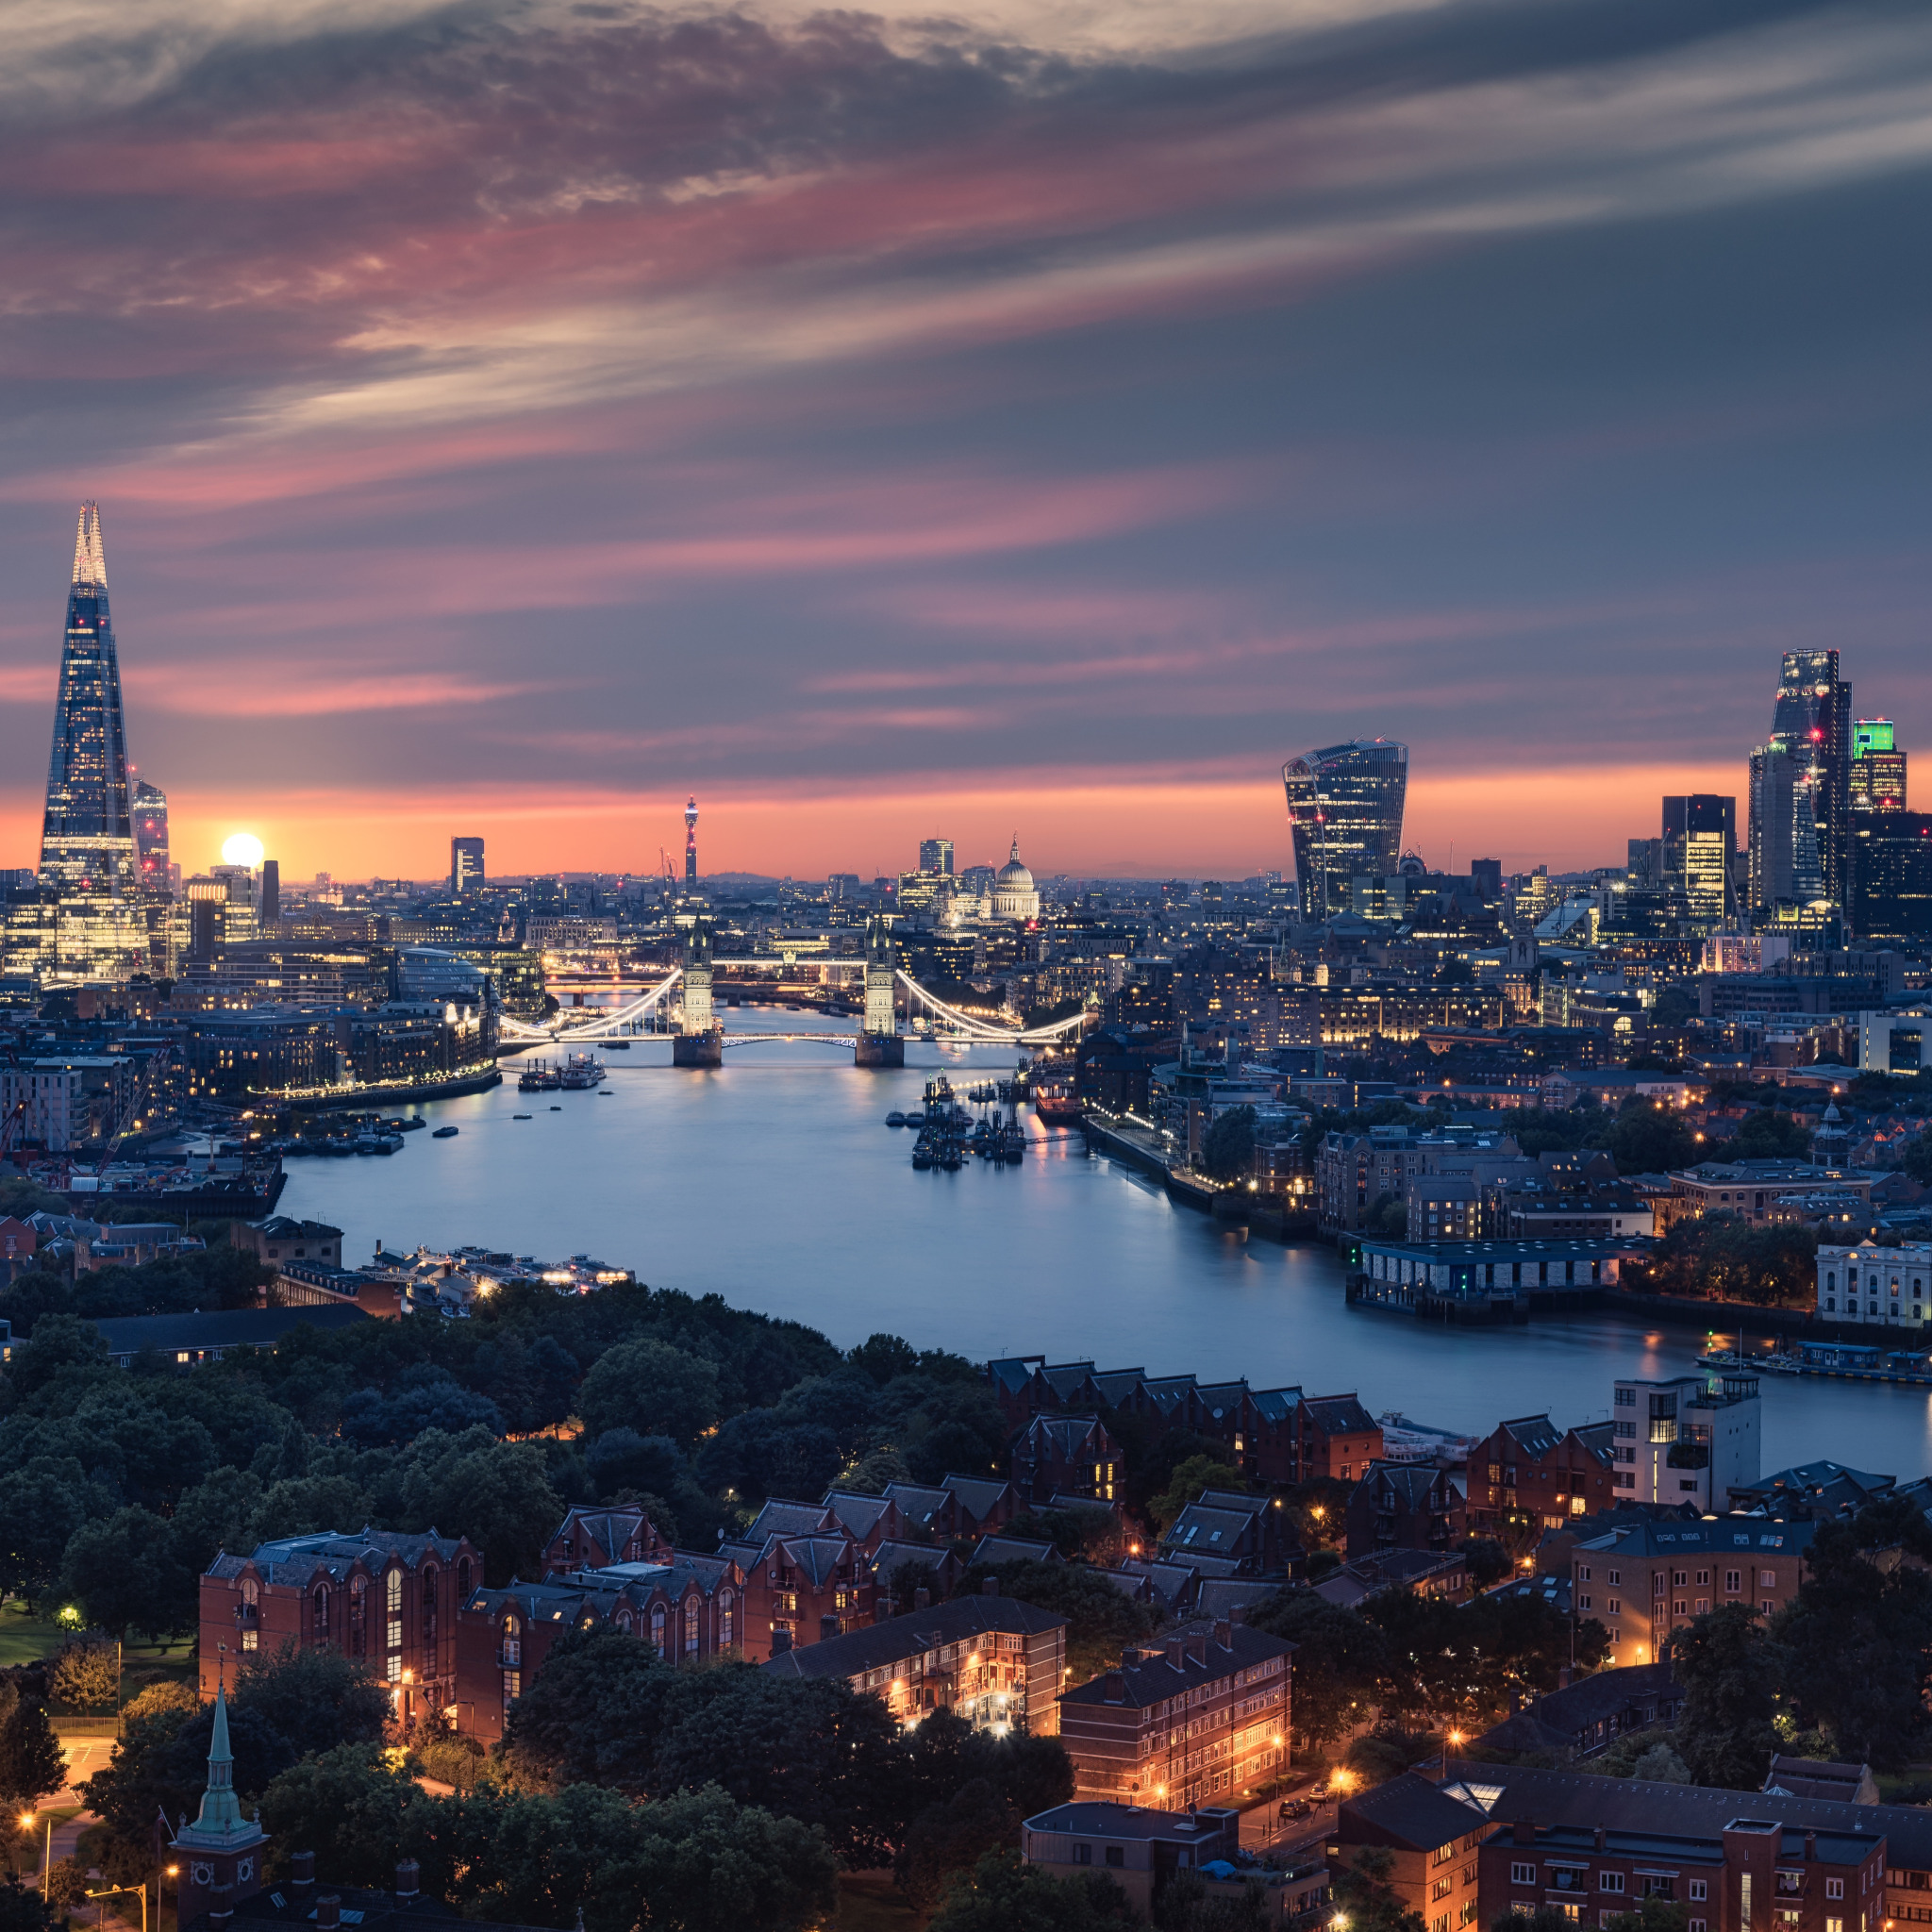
xmin=280 ymin=1009 xmax=1932 ymax=1477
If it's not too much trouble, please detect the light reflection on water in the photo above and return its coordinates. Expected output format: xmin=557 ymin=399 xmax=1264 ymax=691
xmin=277 ymin=1009 xmax=1932 ymax=1476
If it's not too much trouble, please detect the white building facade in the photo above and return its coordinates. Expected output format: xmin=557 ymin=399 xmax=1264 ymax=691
xmin=1817 ymin=1240 xmax=1932 ymax=1327
xmin=1610 ymin=1374 xmax=1759 ymax=1513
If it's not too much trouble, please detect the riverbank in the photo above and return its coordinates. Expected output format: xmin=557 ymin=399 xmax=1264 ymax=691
xmin=1079 ymin=1115 xmax=1317 ymax=1240
xmin=276 ymin=1067 xmax=503 ymax=1113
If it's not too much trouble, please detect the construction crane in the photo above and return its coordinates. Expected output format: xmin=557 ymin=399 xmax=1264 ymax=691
xmin=104 ymin=1042 xmax=174 ymax=1159
xmin=0 ymin=1097 xmax=25 ymax=1164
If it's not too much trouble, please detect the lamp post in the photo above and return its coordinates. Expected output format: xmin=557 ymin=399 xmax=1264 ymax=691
xmin=19 ymin=1810 xmax=50 ymax=1899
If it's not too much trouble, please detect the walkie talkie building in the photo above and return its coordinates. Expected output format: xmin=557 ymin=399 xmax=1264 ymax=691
xmin=1282 ymin=739 xmax=1408 ymax=922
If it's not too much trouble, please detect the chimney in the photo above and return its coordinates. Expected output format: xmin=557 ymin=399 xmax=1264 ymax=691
xmin=983 ymin=1577 xmax=999 ymax=1596
xmin=820 ymin=1613 xmax=840 ymax=1642
xmin=1558 ymin=1664 xmax=1573 ymax=1689
xmin=1167 ymin=1637 xmax=1188 ymax=1670
xmin=317 ymin=1899 xmax=342 ymax=1932
xmin=1212 ymin=1618 xmax=1232 ymax=1648
xmin=1512 ymin=1820 xmax=1536 ymax=1847
xmin=1806 ymin=1832 xmax=1818 ymax=1861
xmin=914 ymin=1588 xmax=931 ymax=1609
xmin=874 ymin=1598 xmax=894 ymax=1624
xmin=1594 ymin=1825 xmax=1606 ymax=1852
xmin=396 ymin=1858 xmax=420 ymax=1901
xmin=290 ymin=1852 xmax=315 ymax=1891
xmin=771 ymin=1627 xmax=792 ymax=1654
xmin=1102 ymin=1670 xmax=1125 ymax=1704
xmin=1230 ymin=1604 xmax=1248 ymax=1625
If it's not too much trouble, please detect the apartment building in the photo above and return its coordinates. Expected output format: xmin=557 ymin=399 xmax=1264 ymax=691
xmin=1612 ymin=1374 xmax=1760 ymax=1513
xmin=1057 ymin=1617 xmax=1291 ymax=1809
xmin=1469 ymin=1415 xmax=1619 ymax=1534
xmin=1570 ymin=1517 xmax=1816 ymax=1668
xmin=1332 ymin=1772 xmax=1489 ymax=1932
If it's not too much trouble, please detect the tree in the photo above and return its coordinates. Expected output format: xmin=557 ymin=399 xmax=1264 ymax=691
xmin=499 ymin=1624 xmax=683 ymax=1793
xmin=575 ymin=1340 xmax=723 ymax=1446
xmin=49 ymin=1641 xmax=118 ymax=1713
xmin=1492 ymin=1911 xmax=1576 ymax=1932
xmin=2 ymin=1312 xmax=109 ymax=1400
xmin=928 ymin=1849 xmax=1135 ymax=1932
xmin=1147 ymin=1457 xmax=1242 ymax=1534
xmin=1157 ymin=1872 xmax=1274 ymax=1931
xmin=1670 ymin=1604 xmax=1783 ymax=1788
xmin=0 ymin=1873 xmax=64 ymax=1932
xmin=1330 ymin=1846 xmax=1425 ymax=1932
xmin=649 ymin=1669 xmax=906 ymax=1867
xmin=233 ymin=1642 xmax=390 ymax=1760
xmin=1600 ymin=1105 xmax=1699 ymax=1174
xmin=1630 ymin=1742 xmax=1690 ymax=1783
xmin=1774 ymin=1502 xmax=1932 ymax=1767
xmin=1202 ymin=1108 xmax=1257 ymax=1182
xmin=1243 ymin=1591 xmax=1389 ymax=1751
xmin=60 ymin=1507 xmax=195 ymax=1639
xmin=1729 ymin=1109 xmax=1813 ymax=1159
xmin=1459 ymin=1538 xmax=1511 ymax=1590
xmin=0 ymin=1702 xmax=68 ymax=1807
xmin=1604 ymin=1902 xmax=1690 ymax=1932
xmin=259 ymin=1745 xmax=424 ymax=1888
xmin=0 ymin=1457 xmax=105 ymax=1607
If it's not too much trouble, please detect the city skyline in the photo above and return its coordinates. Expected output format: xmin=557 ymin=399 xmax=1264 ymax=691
xmin=2 ymin=1 xmax=1930 ymax=879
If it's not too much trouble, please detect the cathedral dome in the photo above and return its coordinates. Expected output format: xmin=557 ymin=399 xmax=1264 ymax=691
xmin=991 ymin=838 xmax=1040 ymax=920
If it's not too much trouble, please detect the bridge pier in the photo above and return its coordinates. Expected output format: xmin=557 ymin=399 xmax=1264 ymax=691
xmin=672 ymin=1031 xmax=724 ymax=1068
xmin=854 ymin=1032 xmax=904 ymax=1068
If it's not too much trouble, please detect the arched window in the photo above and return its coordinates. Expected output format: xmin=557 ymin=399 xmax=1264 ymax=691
xmin=313 ymin=1586 xmax=331 ymax=1641
xmin=349 ymin=1577 xmax=368 ymax=1657
xmin=457 ymin=1556 xmax=473 ymax=1601
xmin=683 ymin=1596 xmax=699 ymax=1657
xmin=615 ymin=1609 xmax=634 ymax=1634
xmin=650 ymin=1607 xmax=666 ymax=1653
xmin=241 ymin=1577 xmax=258 ymax=1607
xmin=720 ymin=1591 xmax=735 ymax=1650
xmin=385 ymin=1569 xmax=403 ymax=1657
xmin=500 ymin=1614 xmax=521 ymax=1666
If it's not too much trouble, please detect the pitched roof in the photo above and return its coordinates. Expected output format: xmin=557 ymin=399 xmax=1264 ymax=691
xmin=1339 ymin=1771 xmax=1491 ymax=1851
xmin=776 ymin=1536 xmax=854 ymax=1589
xmin=745 ymin=1498 xmax=834 ymax=1541
xmin=986 ymin=1357 xmax=1041 ymax=1397
xmin=550 ymin=1507 xmax=650 ymax=1563
xmin=1357 ymin=1462 xmax=1449 ymax=1509
xmin=208 ymin=1526 xmax=468 ymax=1587
xmin=942 ymin=1474 xmax=1013 ymax=1521
xmin=1304 ymin=1394 xmax=1377 ymax=1434
xmin=1160 ymin=1505 xmax=1256 ymax=1556
xmin=1439 ymin=1759 xmax=1932 ymax=1865
xmin=761 ymin=1595 xmax=1068 ymax=1679
xmin=1116 ymin=1557 xmax=1201 ymax=1607
xmin=1477 ymin=1662 xmax=1681 ymax=1753
xmin=1059 ymin=1620 xmax=1292 ymax=1709
xmin=1579 ymin=1519 xmax=1817 ymax=1558
xmin=821 ymin=1491 xmax=896 ymax=1539
xmin=1248 ymin=1387 xmax=1303 ymax=1424
xmin=1496 ymin=1413 xmax=1564 ymax=1457
xmin=881 ymin=1482 xmax=953 ymax=1530
xmin=973 ymin=1534 xmax=1063 ymax=1567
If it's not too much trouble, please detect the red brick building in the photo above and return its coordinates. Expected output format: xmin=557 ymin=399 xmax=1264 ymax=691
xmin=541 ymin=1505 xmax=670 ymax=1576
xmin=1333 ymin=1772 xmax=1489 ymax=1932
xmin=1346 ymin=1462 xmax=1467 ymax=1558
xmin=201 ymin=1528 xmax=481 ymax=1725
xmin=1470 ymin=1414 xmax=1618 ymax=1535
xmin=1057 ymin=1617 xmax=1292 ymax=1809
xmin=1012 ymin=1414 xmax=1123 ymax=1507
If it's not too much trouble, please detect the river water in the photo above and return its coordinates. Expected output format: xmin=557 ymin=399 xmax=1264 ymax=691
xmin=278 ymin=1008 xmax=1932 ymax=1480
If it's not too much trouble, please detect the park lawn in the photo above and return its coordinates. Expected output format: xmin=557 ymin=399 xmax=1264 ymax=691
xmin=0 ymin=1602 xmax=66 ymax=1669
xmin=838 ymin=1872 xmax=925 ymax=1932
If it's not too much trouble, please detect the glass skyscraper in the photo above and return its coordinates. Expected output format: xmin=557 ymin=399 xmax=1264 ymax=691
xmin=1765 ymin=649 xmax=1851 ymax=907
xmin=39 ymin=503 xmax=143 ymax=979
xmin=1282 ymin=739 xmax=1408 ymax=921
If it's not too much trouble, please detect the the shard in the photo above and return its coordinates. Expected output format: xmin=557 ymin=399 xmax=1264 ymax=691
xmin=37 ymin=503 xmax=143 ymax=977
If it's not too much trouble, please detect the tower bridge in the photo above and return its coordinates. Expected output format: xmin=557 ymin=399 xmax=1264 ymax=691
xmin=497 ymin=915 xmax=1089 ymax=1065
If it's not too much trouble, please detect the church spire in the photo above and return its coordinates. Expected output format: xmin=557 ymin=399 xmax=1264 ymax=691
xmin=184 ymin=1681 xmax=248 ymax=1839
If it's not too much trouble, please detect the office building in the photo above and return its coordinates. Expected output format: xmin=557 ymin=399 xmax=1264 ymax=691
xmin=1850 ymin=719 xmax=1907 ymax=812
xmin=132 ymin=779 xmax=169 ymax=897
xmin=918 ymin=838 xmax=955 ymax=876
xmin=1747 ymin=745 xmax=1809 ymax=910
xmin=685 ymin=795 xmax=699 ymax=887
xmin=1850 ymin=811 xmax=1932 ymax=939
xmin=1770 ymin=650 xmax=1851 ymax=906
xmin=1662 ymin=795 xmax=1735 ymax=922
xmin=259 ymin=858 xmax=280 ymax=927
xmin=40 ymin=503 xmax=144 ymax=980
xmin=1611 ymin=1373 xmax=1759 ymax=1515
xmin=1282 ymin=739 xmax=1408 ymax=922
xmin=450 ymin=836 xmax=485 ymax=896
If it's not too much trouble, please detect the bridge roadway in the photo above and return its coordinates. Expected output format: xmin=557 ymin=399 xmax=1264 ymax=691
xmin=497 ymin=965 xmax=1087 ymax=1049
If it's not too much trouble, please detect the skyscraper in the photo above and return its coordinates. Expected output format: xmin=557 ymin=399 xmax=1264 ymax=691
xmin=1281 ymin=739 xmax=1407 ymax=922
xmin=1768 ymin=650 xmax=1851 ymax=906
xmin=132 ymin=778 xmax=169 ymax=897
xmin=918 ymin=838 xmax=955 ymax=876
xmin=685 ymin=796 xmax=699 ymax=887
xmin=451 ymin=835 xmax=485 ymax=896
xmin=1850 ymin=719 xmax=1907 ymax=813
xmin=40 ymin=504 xmax=143 ymax=979
xmin=1661 ymin=794 xmax=1735 ymax=922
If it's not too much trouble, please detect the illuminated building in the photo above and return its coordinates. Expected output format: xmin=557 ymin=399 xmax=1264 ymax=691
xmin=684 ymin=795 xmax=699 ymax=887
xmin=1661 ymin=793 xmax=1734 ymax=923
xmin=918 ymin=837 xmax=955 ymax=876
xmin=39 ymin=503 xmax=144 ymax=980
xmin=1282 ymin=739 xmax=1407 ymax=922
xmin=1766 ymin=650 xmax=1851 ymax=905
xmin=132 ymin=777 xmax=173 ymax=974
xmin=992 ymin=838 xmax=1041 ymax=921
xmin=1850 ymin=811 xmax=1932 ymax=940
xmin=1850 ymin=718 xmax=1907 ymax=813
xmin=450 ymin=835 xmax=485 ymax=896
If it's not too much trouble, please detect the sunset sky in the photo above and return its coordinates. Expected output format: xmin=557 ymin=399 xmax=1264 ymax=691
xmin=2 ymin=0 xmax=1929 ymax=883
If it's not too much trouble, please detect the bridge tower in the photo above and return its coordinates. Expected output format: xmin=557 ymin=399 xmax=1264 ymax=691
xmin=673 ymin=916 xmax=723 ymax=1066
xmin=854 ymin=912 xmax=904 ymax=1066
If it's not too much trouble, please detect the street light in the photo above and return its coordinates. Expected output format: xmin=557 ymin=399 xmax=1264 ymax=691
xmin=19 ymin=1811 xmax=49 ymax=1899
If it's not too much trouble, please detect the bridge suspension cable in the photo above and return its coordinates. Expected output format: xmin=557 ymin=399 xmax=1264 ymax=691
xmin=498 ymin=967 xmax=684 ymax=1043
xmin=894 ymin=970 xmax=1089 ymax=1044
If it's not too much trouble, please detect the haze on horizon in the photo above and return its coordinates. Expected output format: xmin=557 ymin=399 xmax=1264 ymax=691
xmin=1 ymin=0 xmax=1928 ymax=883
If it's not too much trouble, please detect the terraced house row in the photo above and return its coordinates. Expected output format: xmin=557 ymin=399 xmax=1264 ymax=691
xmin=989 ymin=1354 xmax=1383 ymax=1485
